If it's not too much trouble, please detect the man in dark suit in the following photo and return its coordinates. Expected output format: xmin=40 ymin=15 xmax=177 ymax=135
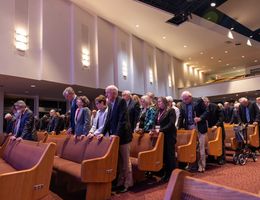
xmin=223 ymin=102 xmax=233 ymax=123
xmin=11 ymin=100 xmax=35 ymax=141
xmin=47 ymin=109 xmax=61 ymax=134
xmin=4 ymin=113 xmax=14 ymax=134
xmin=63 ymin=87 xmax=78 ymax=134
xmin=238 ymin=97 xmax=260 ymax=124
xmin=122 ymin=90 xmax=140 ymax=133
xmin=102 ymin=85 xmax=133 ymax=193
xmin=203 ymin=97 xmax=226 ymax=164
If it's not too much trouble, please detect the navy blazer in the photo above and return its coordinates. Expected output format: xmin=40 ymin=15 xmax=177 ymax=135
xmin=14 ymin=108 xmax=34 ymax=140
xmin=127 ymin=99 xmax=140 ymax=133
xmin=74 ymin=107 xmax=91 ymax=136
xmin=70 ymin=97 xmax=78 ymax=133
xmin=238 ymin=102 xmax=260 ymax=124
xmin=102 ymin=96 xmax=132 ymax=145
xmin=47 ymin=116 xmax=61 ymax=133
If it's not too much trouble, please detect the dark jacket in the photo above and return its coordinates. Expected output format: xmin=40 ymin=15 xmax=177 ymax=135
xmin=238 ymin=102 xmax=260 ymax=124
xmin=70 ymin=97 xmax=78 ymax=133
xmin=178 ymin=102 xmax=195 ymax=130
xmin=74 ymin=107 xmax=91 ymax=136
xmin=13 ymin=108 xmax=34 ymax=140
xmin=223 ymin=107 xmax=233 ymax=123
xmin=47 ymin=116 xmax=61 ymax=134
xmin=102 ymin=96 xmax=132 ymax=145
xmin=207 ymin=103 xmax=224 ymax=128
xmin=194 ymin=98 xmax=208 ymax=134
xmin=127 ymin=99 xmax=140 ymax=133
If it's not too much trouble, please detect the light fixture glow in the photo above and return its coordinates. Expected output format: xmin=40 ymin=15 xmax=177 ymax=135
xmin=200 ymin=52 xmax=204 ymax=55
xmin=122 ymin=61 xmax=128 ymax=77
xmin=210 ymin=56 xmax=214 ymax=59
xmin=82 ymin=47 xmax=90 ymax=68
xmin=149 ymin=69 xmax=153 ymax=84
xmin=241 ymin=55 xmax=245 ymax=58
xmin=228 ymin=30 xmax=234 ymax=39
xmin=225 ymin=50 xmax=228 ymax=54
xmin=15 ymin=28 xmax=28 ymax=51
xmin=184 ymin=45 xmax=187 ymax=48
xmin=30 ymin=85 xmax=36 ymax=88
xmin=254 ymin=60 xmax=258 ymax=63
xmin=168 ymin=75 xmax=172 ymax=88
xmin=210 ymin=2 xmax=216 ymax=7
xmin=162 ymin=36 xmax=166 ymax=39
xmin=135 ymin=24 xmax=139 ymax=28
xmin=247 ymin=39 xmax=252 ymax=46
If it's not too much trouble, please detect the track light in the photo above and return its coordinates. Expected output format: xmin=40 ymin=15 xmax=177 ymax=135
xmin=228 ymin=30 xmax=234 ymax=39
xmin=247 ymin=39 xmax=252 ymax=46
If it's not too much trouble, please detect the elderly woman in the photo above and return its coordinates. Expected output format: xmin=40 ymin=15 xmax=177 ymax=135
xmin=151 ymin=96 xmax=176 ymax=182
xmin=136 ymin=95 xmax=156 ymax=133
xmin=74 ymin=96 xmax=91 ymax=136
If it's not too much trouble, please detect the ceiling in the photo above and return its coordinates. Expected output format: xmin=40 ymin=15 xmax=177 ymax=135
xmin=72 ymin=0 xmax=260 ymax=76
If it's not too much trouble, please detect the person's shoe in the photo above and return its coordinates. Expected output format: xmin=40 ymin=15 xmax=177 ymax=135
xmin=117 ymin=186 xmax=128 ymax=193
xmin=198 ymin=167 xmax=205 ymax=173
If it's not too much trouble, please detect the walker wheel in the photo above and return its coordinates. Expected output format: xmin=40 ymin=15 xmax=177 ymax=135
xmin=238 ymin=154 xmax=246 ymax=165
xmin=233 ymin=154 xmax=239 ymax=165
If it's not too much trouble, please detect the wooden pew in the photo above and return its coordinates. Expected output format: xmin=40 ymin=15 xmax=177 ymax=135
xmin=0 ymin=133 xmax=9 ymax=146
xmin=247 ymin=125 xmax=259 ymax=148
xmin=130 ymin=132 xmax=164 ymax=182
xmin=36 ymin=131 xmax=48 ymax=143
xmin=224 ymin=124 xmax=238 ymax=150
xmin=205 ymin=127 xmax=222 ymax=157
xmin=45 ymin=134 xmax=69 ymax=156
xmin=52 ymin=135 xmax=119 ymax=200
xmin=164 ymin=169 xmax=260 ymax=200
xmin=0 ymin=139 xmax=56 ymax=200
xmin=176 ymin=129 xmax=197 ymax=164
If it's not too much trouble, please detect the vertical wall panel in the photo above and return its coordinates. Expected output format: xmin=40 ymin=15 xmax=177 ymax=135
xmin=156 ymin=49 xmax=167 ymax=96
xmin=144 ymin=43 xmax=156 ymax=94
xmin=97 ymin=18 xmax=115 ymax=88
xmin=72 ymin=5 xmax=97 ymax=88
xmin=132 ymin=36 xmax=145 ymax=95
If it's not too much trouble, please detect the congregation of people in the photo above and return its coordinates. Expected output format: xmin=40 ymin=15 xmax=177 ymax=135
xmin=3 ymin=85 xmax=260 ymax=193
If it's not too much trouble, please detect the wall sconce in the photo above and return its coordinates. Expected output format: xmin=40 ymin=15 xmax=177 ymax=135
xmin=168 ymin=75 xmax=172 ymax=88
xmin=15 ymin=28 xmax=28 ymax=51
xmin=149 ymin=68 xmax=153 ymax=84
xmin=82 ymin=47 xmax=90 ymax=69
xmin=122 ymin=61 xmax=128 ymax=78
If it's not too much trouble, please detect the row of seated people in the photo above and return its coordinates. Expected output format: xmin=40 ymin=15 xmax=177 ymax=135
xmin=3 ymin=85 xmax=260 ymax=196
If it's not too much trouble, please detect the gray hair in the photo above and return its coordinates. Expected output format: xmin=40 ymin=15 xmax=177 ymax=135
xmin=181 ymin=91 xmax=192 ymax=99
xmin=106 ymin=85 xmax=118 ymax=95
xmin=166 ymin=96 xmax=173 ymax=102
xmin=122 ymin=90 xmax=131 ymax=96
xmin=63 ymin=87 xmax=75 ymax=97
xmin=14 ymin=100 xmax=26 ymax=108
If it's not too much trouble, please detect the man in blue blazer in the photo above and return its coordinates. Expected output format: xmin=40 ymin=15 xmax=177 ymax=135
xmin=102 ymin=85 xmax=133 ymax=193
xmin=63 ymin=87 xmax=78 ymax=134
xmin=11 ymin=100 xmax=35 ymax=141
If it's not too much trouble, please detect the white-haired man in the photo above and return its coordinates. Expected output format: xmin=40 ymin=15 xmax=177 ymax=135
xmin=102 ymin=85 xmax=133 ymax=193
xmin=166 ymin=96 xmax=179 ymax=129
xmin=63 ymin=87 xmax=77 ymax=134
xmin=238 ymin=97 xmax=260 ymax=124
xmin=122 ymin=90 xmax=140 ymax=133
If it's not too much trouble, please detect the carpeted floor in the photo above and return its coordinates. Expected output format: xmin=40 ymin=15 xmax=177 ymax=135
xmin=49 ymin=155 xmax=260 ymax=199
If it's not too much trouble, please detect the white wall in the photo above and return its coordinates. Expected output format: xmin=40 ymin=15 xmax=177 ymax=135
xmin=0 ymin=0 xmax=203 ymax=97
xmin=179 ymin=75 xmax=260 ymax=98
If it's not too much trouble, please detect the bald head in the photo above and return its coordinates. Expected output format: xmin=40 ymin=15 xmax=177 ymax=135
xmin=181 ymin=91 xmax=192 ymax=104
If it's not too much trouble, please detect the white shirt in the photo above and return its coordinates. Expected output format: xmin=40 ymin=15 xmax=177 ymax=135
xmin=89 ymin=107 xmax=108 ymax=136
xmin=172 ymin=105 xmax=180 ymax=128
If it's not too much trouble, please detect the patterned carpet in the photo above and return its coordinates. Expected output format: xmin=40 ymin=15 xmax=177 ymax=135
xmin=48 ymin=155 xmax=260 ymax=199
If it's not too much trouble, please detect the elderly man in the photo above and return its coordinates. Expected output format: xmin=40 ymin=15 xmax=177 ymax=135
xmin=122 ymin=90 xmax=140 ymax=133
xmin=63 ymin=87 xmax=77 ymax=134
xmin=223 ymin=102 xmax=233 ymax=123
xmin=11 ymin=100 xmax=35 ymax=141
xmin=179 ymin=91 xmax=208 ymax=172
xmin=238 ymin=97 xmax=260 ymax=124
xmin=102 ymin=85 xmax=133 ymax=193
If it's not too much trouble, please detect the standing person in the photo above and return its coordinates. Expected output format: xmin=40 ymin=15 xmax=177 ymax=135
xmin=102 ymin=85 xmax=133 ymax=193
xmin=88 ymin=95 xmax=108 ymax=137
xmin=238 ymin=97 xmax=260 ymax=124
xmin=122 ymin=90 xmax=140 ymax=133
xmin=223 ymin=102 xmax=233 ymax=123
xmin=11 ymin=100 xmax=35 ymax=141
xmin=151 ymin=97 xmax=176 ymax=182
xmin=63 ymin=87 xmax=77 ymax=134
xmin=203 ymin=97 xmax=226 ymax=164
xmin=74 ymin=96 xmax=91 ymax=136
xmin=47 ymin=109 xmax=61 ymax=134
xmin=4 ymin=113 xmax=14 ymax=134
xmin=166 ymin=96 xmax=180 ymax=129
xmin=230 ymin=102 xmax=241 ymax=124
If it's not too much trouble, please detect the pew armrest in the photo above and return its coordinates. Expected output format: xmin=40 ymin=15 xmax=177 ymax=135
xmin=137 ymin=133 xmax=164 ymax=171
xmin=207 ymin=128 xmax=222 ymax=157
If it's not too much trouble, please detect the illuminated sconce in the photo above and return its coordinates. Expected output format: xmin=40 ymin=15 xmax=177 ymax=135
xmin=15 ymin=28 xmax=28 ymax=51
xmin=122 ymin=61 xmax=128 ymax=78
xmin=149 ymin=68 xmax=153 ymax=84
xmin=82 ymin=47 xmax=90 ymax=68
xmin=168 ymin=75 xmax=172 ymax=88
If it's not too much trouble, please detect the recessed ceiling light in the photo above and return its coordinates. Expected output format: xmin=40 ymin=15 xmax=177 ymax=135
xmin=241 ymin=55 xmax=245 ymax=58
xmin=162 ymin=36 xmax=166 ymax=39
xmin=225 ymin=50 xmax=228 ymax=54
xmin=254 ymin=60 xmax=258 ymax=63
xmin=78 ymin=90 xmax=82 ymax=94
xmin=210 ymin=2 xmax=216 ymax=7
xmin=135 ymin=24 xmax=139 ymax=28
xmin=200 ymin=52 xmax=204 ymax=55
xmin=218 ymin=59 xmax=222 ymax=63
xmin=228 ymin=30 xmax=234 ymax=39
xmin=184 ymin=45 xmax=187 ymax=48
xmin=226 ymin=64 xmax=230 ymax=66
xmin=210 ymin=56 xmax=214 ymax=59
xmin=30 ymin=85 xmax=36 ymax=88
xmin=247 ymin=39 xmax=252 ymax=46
xmin=250 ymin=35 xmax=253 ymax=38
xmin=232 ymin=66 xmax=236 ymax=69
xmin=230 ymin=27 xmax=234 ymax=31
